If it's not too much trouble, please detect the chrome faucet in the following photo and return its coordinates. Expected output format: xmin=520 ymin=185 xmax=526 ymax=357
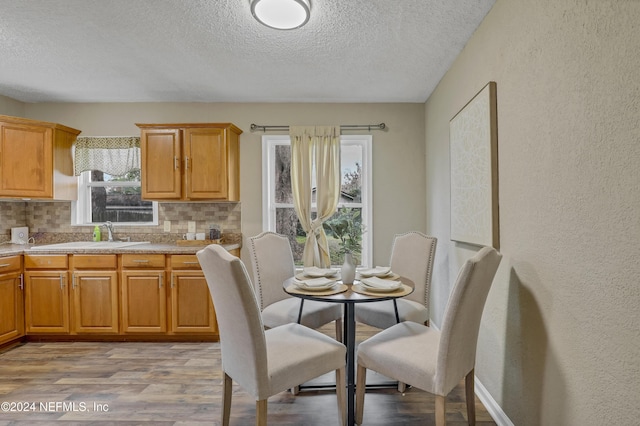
xmin=102 ymin=221 xmax=115 ymax=242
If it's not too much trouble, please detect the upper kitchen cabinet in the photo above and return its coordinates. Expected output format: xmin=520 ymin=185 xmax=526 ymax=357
xmin=0 ymin=115 xmax=81 ymax=200
xmin=136 ymin=123 xmax=242 ymax=201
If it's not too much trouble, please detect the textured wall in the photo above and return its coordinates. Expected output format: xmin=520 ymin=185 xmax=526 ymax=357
xmin=0 ymin=94 xmax=24 ymax=117
xmin=425 ymin=0 xmax=640 ymax=424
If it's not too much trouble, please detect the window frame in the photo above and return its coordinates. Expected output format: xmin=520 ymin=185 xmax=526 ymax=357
xmin=72 ymin=170 xmax=158 ymax=226
xmin=261 ymin=134 xmax=373 ymax=267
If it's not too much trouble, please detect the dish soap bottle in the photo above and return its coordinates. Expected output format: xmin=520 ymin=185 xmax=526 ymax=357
xmin=92 ymin=225 xmax=101 ymax=242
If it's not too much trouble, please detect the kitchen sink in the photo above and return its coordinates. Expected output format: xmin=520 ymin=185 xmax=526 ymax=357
xmin=30 ymin=241 xmax=151 ymax=250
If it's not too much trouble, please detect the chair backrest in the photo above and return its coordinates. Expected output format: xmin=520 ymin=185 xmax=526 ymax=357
xmin=196 ymin=244 xmax=270 ymax=398
xmin=248 ymin=232 xmax=296 ymax=310
xmin=435 ymin=246 xmax=502 ymax=396
xmin=389 ymin=232 xmax=437 ymax=306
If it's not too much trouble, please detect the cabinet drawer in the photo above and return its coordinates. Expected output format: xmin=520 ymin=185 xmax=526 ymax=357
xmin=0 ymin=255 xmax=21 ymax=272
xmin=72 ymin=254 xmax=117 ymax=269
xmin=122 ymin=254 xmax=165 ymax=269
xmin=24 ymin=254 xmax=68 ymax=269
xmin=170 ymin=255 xmax=202 ymax=269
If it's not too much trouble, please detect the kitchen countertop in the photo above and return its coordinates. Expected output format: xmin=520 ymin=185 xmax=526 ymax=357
xmin=0 ymin=242 xmax=241 ymax=256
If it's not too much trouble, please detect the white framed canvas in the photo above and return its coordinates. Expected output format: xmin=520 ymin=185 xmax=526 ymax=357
xmin=449 ymin=81 xmax=499 ymax=249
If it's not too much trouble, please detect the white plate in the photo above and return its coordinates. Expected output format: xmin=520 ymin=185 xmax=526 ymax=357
xmin=360 ymin=277 xmax=402 ymax=292
xmin=296 ymin=271 xmax=341 ymax=281
xmin=293 ymin=277 xmax=337 ymax=291
xmin=358 ymin=266 xmax=392 ymax=278
xmin=301 ymin=266 xmax=339 ymax=278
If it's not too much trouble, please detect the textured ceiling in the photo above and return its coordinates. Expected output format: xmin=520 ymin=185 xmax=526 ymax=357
xmin=0 ymin=0 xmax=494 ymax=103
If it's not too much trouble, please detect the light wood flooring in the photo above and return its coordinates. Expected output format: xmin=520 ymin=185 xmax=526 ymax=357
xmin=0 ymin=324 xmax=496 ymax=425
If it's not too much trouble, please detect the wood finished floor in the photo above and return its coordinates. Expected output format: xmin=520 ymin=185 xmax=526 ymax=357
xmin=0 ymin=324 xmax=496 ymax=425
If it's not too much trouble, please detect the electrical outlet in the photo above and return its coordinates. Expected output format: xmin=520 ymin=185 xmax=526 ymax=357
xmin=188 ymin=221 xmax=196 ymax=233
xmin=164 ymin=220 xmax=171 ymax=232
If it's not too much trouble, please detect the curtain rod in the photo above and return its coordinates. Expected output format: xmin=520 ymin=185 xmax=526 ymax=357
xmin=250 ymin=123 xmax=386 ymax=132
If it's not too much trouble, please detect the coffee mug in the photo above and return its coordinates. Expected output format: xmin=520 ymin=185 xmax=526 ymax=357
xmin=183 ymin=232 xmax=196 ymax=240
xmin=196 ymin=232 xmax=205 ymax=240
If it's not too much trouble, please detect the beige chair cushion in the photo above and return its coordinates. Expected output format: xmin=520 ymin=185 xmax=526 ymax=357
xmin=358 ymin=321 xmax=440 ymax=393
xmin=265 ymin=323 xmax=345 ymax=395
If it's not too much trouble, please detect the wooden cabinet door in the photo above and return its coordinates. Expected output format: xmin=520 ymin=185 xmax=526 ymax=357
xmin=71 ymin=271 xmax=119 ymax=334
xmin=170 ymin=271 xmax=217 ymax=334
xmin=0 ymin=272 xmax=24 ymax=344
xmin=183 ymin=127 xmax=227 ymax=200
xmin=0 ymin=122 xmax=53 ymax=197
xmin=24 ymin=271 xmax=69 ymax=333
xmin=140 ymin=128 xmax=182 ymax=199
xmin=121 ymin=271 xmax=166 ymax=333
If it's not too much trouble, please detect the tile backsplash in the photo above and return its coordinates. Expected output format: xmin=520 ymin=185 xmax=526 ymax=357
xmin=0 ymin=201 xmax=241 ymax=244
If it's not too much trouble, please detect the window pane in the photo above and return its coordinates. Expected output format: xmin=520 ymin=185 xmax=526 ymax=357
xmin=274 ymin=145 xmax=293 ymax=204
xmin=89 ymin=171 xmax=152 ymax=223
xmin=92 ymin=170 xmax=141 ymax=182
xmin=324 ymin=207 xmax=363 ymax=265
xmin=275 ymin=207 xmax=304 ymax=264
xmin=341 ymin=144 xmax=363 ymax=203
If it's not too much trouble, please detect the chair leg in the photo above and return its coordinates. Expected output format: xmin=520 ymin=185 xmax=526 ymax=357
xmin=336 ymin=367 xmax=347 ymax=426
xmin=335 ymin=318 xmax=343 ymax=342
xmin=256 ymin=399 xmax=268 ymax=426
xmin=222 ymin=373 xmax=232 ymax=426
xmin=435 ymin=395 xmax=446 ymax=426
xmin=465 ymin=370 xmax=476 ymax=426
xmin=355 ymin=364 xmax=367 ymax=425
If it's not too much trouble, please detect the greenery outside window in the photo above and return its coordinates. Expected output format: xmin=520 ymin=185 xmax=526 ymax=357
xmin=262 ymin=134 xmax=372 ymax=267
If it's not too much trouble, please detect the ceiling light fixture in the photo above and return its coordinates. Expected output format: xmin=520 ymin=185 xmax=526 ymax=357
xmin=251 ymin=0 xmax=311 ymax=30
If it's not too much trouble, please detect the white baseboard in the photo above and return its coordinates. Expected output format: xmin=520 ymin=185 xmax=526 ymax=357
xmin=474 ymin=377 xmax=514 ymax=426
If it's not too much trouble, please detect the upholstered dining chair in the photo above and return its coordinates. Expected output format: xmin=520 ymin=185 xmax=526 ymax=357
xmin=248 ymin=231 xmax=343 ymax=341
xmin=197 ymin=244 xmax=347 ymax=426
xmin=355 ymin=247 xmax=502 ymax=426
xmin=355 ymin=232 xmax=437 ymax=329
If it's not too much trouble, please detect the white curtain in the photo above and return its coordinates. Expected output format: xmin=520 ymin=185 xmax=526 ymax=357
xmin=74 ymin=136 xmax=140 ymax=176
xmin=290 ymin=126 xmax=341 ymax=267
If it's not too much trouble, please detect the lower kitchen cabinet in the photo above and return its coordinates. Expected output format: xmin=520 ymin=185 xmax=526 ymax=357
xmin=72 ymin=271 xmax=119 ymax=334
xmin=71 ymin=255 xmax=119 ymax=334
xmin=0 ymin=256 xmax=24 ymax=345
xmin=24 ymin=255 xmax=70 ymax=334
xmin=170 ymin=254 xmax=217 ymax=334
xmin=121 ymin=253 xmax=167 ymax=334
xmin=24 ymin=270 xmax=70 ymax=334
xmin=14 ymin=249 xmax=233 ymax=340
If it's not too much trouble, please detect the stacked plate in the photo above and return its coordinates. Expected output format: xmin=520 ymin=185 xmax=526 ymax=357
xmin=294 ymin=267 xmax=339 ymax=291
xmin=357 ymin=266 xmax=397 ymax=279
xmin=358 ymin=266 xmax=402 ymax=292
xmin=293 ymin=276 xmax=337 ymax=291
xmin=301 ymin=266 xmax=339 ymax=278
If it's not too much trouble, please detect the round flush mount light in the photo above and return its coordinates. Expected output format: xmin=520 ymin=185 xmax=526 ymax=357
xmin=251 ymin=0 xmax=311 ymax=30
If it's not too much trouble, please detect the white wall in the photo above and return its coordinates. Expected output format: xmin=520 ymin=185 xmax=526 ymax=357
xmin=425 ymin=1 xmax=640 ymax=424
xmin=21 ymin=102 xmax=426 ymax=265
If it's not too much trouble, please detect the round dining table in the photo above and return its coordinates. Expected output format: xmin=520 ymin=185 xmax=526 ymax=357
xmin=283 ymin=275 xmax=414 ymax=426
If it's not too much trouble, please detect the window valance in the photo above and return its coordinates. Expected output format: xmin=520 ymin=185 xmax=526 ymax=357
xmin=74 ymin=136 xmax=140 ymax=176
